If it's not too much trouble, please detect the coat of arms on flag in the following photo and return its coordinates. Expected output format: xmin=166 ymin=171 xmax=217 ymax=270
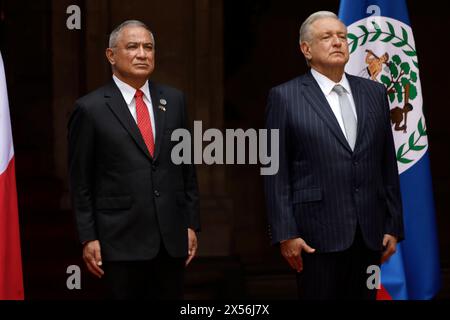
xmin=345 ymin=16 xmax=426 ymax=174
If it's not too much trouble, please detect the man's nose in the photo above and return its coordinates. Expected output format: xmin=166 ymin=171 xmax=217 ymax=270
xmin=136 ymin=45 xmax=146 ymax=57
xmin=332 ymin=36 xmax=342 ymax=46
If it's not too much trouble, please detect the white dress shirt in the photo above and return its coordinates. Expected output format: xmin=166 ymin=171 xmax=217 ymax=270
xmin=113 ymin=75 xmax=156 ymax=139
xmin=310 ymin=68 xmax=358 ymax=140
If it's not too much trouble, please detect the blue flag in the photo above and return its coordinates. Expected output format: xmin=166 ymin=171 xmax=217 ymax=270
xmin=339 ymin=0 xmax=441 ymax=300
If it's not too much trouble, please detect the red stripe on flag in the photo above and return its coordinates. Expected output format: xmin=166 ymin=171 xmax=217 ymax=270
xmin=377 ymin=284 xmax=393 ymax=300
xmin=0 ymin=157 xmax=24 ymax=300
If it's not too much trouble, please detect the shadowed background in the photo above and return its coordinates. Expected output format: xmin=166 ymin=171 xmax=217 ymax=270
xmin=0 ymin=0 xmax=448 ymax=299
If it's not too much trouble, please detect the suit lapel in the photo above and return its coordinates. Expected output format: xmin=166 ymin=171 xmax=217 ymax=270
xmin=149 ymin=81 xmax=166 ymax=161
xmin=347 ymin=74 xmax=367 ymax=153
xmin=104 ymin=80 xmax=152 ymax=160
xmin=301 ymin=71 xmax=352 ymax=153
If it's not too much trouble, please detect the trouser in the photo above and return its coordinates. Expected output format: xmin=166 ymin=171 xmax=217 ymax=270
xmin=296 ymin=226 xmax=381 ymax=300
xmin=102 ymin=242 xmax=186 ymax=300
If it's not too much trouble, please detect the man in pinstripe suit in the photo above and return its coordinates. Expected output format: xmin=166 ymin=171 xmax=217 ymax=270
xmin=264 ymin=11 xmax=404 ymax=299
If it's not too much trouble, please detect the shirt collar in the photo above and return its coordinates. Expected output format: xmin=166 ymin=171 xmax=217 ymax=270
xmin=310 ymin=68 xmax=352 ymax=96
xmin=112 ymin=74 xmax=151 ymax=104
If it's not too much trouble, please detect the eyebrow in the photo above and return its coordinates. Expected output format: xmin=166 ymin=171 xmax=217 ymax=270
xmin=126 ymin=41 xmax=154 ymax=46
xmin=321 ymin=31 xmax=347 ymax=35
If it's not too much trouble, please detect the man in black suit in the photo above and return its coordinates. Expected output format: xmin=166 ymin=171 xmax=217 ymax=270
xmin=264 ymin=11 xmax=404 ymax=299
xmin=68 ymin=20 xmax=200 ymax=299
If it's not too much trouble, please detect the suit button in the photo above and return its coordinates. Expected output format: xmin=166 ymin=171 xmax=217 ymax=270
xmin=154 ymin=190 xmax=160 ymax=197
xmin=355 ymin=188 xmax=359 ymax=193
xmin=353 ymin=161 xmax=358 ymax=166
xmin=152 ymin=165 xmax=157 ymax=171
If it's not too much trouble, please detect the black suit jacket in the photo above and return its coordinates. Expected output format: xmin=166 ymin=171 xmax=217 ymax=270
xmin=68 ymin=80 xmax=200 ymax=261
xmin=264 ymin=71 xmax=404 ymax=252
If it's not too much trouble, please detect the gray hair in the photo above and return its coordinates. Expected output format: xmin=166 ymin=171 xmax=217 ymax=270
xmin=108 ymin=20 xmax=155 ymax=48
xmin=299 ymin=11 xmax=340 ymax=44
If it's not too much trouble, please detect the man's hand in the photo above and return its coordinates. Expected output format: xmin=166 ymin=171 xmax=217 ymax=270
xmin=280 ymin=237 xmax=315 ymax=272
xmin=381 ymin=234 xmax=397 ymax=264
xmin=185 ymin=228 xmax=198 ymax=266
xmin=83 ymin=240 xmax=104 ymax=278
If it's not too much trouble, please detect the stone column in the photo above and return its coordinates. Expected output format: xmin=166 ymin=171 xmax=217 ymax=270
xmin=192 ymin=0 xmax=233 ymax=256
xmin=51 ymin=0 xmax=84 ymax=209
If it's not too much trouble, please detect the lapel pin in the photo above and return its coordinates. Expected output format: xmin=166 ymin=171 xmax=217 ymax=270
xmin=159 ymin=98 xmax=167 ymax=106
xmin=158 ymin=105 xmax=166 ymax=112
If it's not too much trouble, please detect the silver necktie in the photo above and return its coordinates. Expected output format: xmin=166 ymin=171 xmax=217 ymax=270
xmin=333 ymin=84 xmax=357 ymax=150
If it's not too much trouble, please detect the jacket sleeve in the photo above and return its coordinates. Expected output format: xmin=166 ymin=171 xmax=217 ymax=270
xmin=264 ymin=87 xmax=300 ymax=245
xmin=380 ymin=86 xmax=405 ymax=241
xmin=68 ymin=102 xmax=98 ymax=243
xmin=179 ymin=93 xmax=201 ymax=231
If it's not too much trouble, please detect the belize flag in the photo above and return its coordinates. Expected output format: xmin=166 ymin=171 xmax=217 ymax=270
xmin=339 ymin=0 xmax=441 ymax=299
xmin=0 ymin=51 xmax=24 ymax=300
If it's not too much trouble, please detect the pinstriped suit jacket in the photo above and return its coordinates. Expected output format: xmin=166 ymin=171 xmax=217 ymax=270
xmin=264 ymin=70 xmax=404 ymax=252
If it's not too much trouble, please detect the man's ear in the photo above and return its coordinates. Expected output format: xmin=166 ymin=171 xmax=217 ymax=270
xmin=300 ymin=42 xmax=311 ymax=61
xmin=106 ymin=48 xmax=115 ymax=65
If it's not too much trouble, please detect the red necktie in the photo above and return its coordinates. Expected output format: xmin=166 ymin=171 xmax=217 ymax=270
xmin=135 ymin=89 xmax=155 ymax=157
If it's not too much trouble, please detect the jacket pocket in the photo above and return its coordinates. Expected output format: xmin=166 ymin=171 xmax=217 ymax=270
xmin=292 ymin=188 xmax=322 ymax=204
xmin=95 ymin=196 xmax=132 ymax=210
